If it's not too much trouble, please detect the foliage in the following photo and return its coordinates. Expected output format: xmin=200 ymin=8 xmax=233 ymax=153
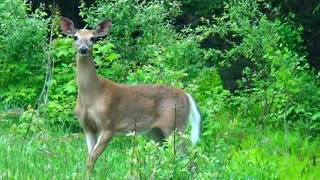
xmin=225 ymin=131 xmax=320 ymax=179
xmin=45 ymin=37 xmax=77 ymax=128
xmin=172 ymin=0 xmax=226 ymax=17
xmin=47 ymin=0 xmax=207 ymax=128
xmin=196 ymin=0 xmax=320 ymax=135
xmin=79 ymin=0 xmax=203 ymax=80
xmin=314 ymin=2 xmax=320 ymax=14
xmin=1 ymin=0 xmax=320 ymax=179
xmin=0 ymin=0 xmax=49 ymax=105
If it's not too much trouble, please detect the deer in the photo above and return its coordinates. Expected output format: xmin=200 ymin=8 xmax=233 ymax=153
xmin=59 ymin=17 xmax=201 ymax=175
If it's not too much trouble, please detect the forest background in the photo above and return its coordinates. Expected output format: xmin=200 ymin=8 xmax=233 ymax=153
xmin=0 ymin=0 xmax=320 ymax=178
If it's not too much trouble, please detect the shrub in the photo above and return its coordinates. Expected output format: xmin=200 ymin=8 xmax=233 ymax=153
xmin=196 ymin=0 xmax=320 ymax=136
xmin=0 ymin=0 xmax=49 ymax=105
xmin=79 ymin=0 xmax=204 ymax=81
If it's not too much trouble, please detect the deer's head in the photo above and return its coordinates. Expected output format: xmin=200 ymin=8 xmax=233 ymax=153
xmin=59 ymin=17 xmax=112 ymax=56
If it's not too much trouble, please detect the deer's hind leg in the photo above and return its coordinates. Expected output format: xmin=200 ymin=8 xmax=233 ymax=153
xmin=148 ymin=128 xmax=166 ymax=144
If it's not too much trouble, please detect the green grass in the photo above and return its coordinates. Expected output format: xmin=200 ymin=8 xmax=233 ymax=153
xmin=0 ymin=133 xmax=85 ymax=179
xmin=1 ymin=112 xmax=320 ymax=179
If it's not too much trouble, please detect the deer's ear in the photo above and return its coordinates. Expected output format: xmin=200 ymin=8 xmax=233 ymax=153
xmin=60 ymin=17 xmax=77 ymax=36
xmin=94 ymin=19 xmax=112 ymax=37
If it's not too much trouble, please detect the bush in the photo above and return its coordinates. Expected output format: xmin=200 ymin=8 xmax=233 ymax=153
xmin=80 ymin=0 xmax=204 ymax=81
xmin=35 ymin=0 xmax=217 ymax=132
xmin=0 ymin=0 xmax=49 ymax=105
xmin=196 ymin=0 xmax=320 ymax=136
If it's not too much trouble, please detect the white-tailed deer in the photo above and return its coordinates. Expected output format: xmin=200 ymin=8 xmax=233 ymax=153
xmin=59 ymin=17 xmax=201 ymax=175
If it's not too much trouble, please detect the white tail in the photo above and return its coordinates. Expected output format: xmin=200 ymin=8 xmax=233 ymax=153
xmin=59 ymin=17 xmax=201 ymax=175
xmin=187 ymin=93 xmax=201 ymax=145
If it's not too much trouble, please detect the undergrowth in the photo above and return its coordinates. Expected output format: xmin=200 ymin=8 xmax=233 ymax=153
xmin=1 ymin=110 xmax=319 ymax=179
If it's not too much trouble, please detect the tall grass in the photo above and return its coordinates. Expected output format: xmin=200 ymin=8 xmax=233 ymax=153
xmin=1 ymin=124 xmax=319 ymax=179
xmin=1 ymin=107 xmax=319 ymax=179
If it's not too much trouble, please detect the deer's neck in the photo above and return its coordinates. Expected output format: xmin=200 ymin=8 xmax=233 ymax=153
xmin=76 ymin=54 xmax=101 ymax=96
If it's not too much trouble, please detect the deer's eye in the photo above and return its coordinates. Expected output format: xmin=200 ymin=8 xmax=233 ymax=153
xmin=89 ymin=37 xmax=95 ymax=42
xmin=73 ymin=35 xmax=78 ymax=41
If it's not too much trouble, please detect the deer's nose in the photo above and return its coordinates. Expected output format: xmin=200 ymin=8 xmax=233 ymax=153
xmin=79 ymin=46 xmax=89 ymax=55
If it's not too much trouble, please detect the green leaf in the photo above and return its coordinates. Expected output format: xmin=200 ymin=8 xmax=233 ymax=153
xmin=106 ymin=53 xmax=120 ymax=61
xmin=311 ymin=112 xmax=320 ymax=121
xmin=64 ymin=84 xmax=76 ymax=94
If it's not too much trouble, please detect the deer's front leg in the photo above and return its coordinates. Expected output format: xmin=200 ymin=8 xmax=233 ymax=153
xmin=86 ymin=131 xmax=113 ymax=175
xmin=85 ymin=131 xmax=97 ymax=154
